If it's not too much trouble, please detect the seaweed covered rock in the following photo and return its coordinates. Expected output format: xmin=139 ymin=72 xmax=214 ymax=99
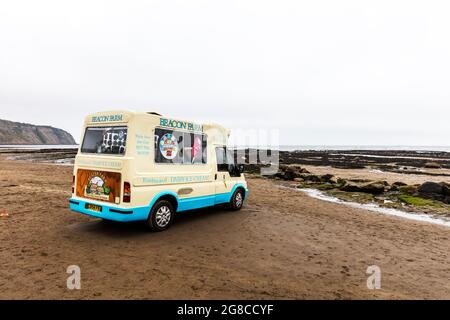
xmin=362 ymin=182 xmax=388 ymax=194
xmin=419 ymin=182 xmax=444 ymax=195
xmin=275 ymin=165 xmax=311 ymax=181
xmin=320 ymin=174 xmax=337 ymax=184
xmin=418 ymin=182 xmax=450 ymax=204
xmin=301 ymin=174 xmax=322 ymax=183
xmin=340 ymin=181 xmax=386 ymax=195
xmin=389 ymin=181 xmax=408 ymax=191
xmin=443 ymin=183 xmax=450 ymax=196
xmin=424 ymin=162 xmax=442 ymax=169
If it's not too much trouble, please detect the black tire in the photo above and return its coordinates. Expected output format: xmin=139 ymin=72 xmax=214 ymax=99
xmin=229 ymin=189 xmax=245 ymax=211
xmin=147 ymin=200 xmax=175 ymax=232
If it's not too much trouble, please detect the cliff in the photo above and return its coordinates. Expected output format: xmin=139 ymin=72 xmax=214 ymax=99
xmin=0 ymin=119 xmax=76 ymax=145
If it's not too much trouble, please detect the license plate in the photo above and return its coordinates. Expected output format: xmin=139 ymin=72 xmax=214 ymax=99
xmin=86 ymin=204 xmax=102 ymax=213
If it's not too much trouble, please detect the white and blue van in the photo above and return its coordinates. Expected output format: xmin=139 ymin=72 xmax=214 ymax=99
xmin=69 ymin=110 xmax=248 ymax=231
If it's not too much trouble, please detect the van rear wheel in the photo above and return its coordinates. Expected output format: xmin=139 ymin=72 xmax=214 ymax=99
xmin=229 ymin=189 xmax=245 ymax=211
xmin=147 ymin=200 xmax=174 ymax=231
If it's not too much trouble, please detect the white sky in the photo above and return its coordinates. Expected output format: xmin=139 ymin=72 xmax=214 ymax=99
xmin=0 ymin=0 xmax=449 ymax=145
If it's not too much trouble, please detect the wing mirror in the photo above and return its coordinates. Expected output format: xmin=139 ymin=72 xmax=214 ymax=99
xmin=228 ymin=164 xmax=245 ymax=176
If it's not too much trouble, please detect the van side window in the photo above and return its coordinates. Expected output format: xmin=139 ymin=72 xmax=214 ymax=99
xmin=216 ymin=147 xmax=229 ymax=172
xmin=155 ymin=128 xmax=207 ymax=164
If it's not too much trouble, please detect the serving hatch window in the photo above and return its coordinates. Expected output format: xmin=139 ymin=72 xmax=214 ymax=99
xmin=81 ymin=127 xmax=128 ymax=155
xmin=154 ymin=128 xmax=207 ymax=164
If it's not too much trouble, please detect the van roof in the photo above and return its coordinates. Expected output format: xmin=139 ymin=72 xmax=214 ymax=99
xmin=84 ymin=110 xmax=229 ymax=136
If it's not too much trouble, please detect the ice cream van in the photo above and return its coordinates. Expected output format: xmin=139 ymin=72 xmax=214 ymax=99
xmin=69 ymin=110 xmax=248 ymax=231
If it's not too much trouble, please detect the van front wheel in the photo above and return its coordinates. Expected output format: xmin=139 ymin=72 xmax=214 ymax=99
xmin=229 ymin=189 xmax=245 ymax=211
xmin=147 ymin=200 xmax=174 ymax=231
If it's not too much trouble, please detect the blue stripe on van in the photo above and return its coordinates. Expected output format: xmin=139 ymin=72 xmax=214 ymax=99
xmin=69 ymin=184 xmax=248 ymax=222
xmin=177 ymin=183 xmax=248 ymax=212
xmin=178 ymin=194 xmax=216 ymax=212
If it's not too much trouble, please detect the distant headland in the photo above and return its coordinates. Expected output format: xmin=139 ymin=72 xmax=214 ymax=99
xmin=0 ymin=118 xmax=76 ymax=145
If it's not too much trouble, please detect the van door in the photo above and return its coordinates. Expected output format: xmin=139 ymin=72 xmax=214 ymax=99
xmin=214 ymin=147 xmax=233 ymax=204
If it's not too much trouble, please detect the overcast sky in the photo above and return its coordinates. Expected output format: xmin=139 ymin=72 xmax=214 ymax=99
xmin=1 ymin=0 xmax=449 ymax=146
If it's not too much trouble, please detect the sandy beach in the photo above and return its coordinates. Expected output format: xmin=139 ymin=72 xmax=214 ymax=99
xmin=1 ymin=153 xmax=450 ymax=299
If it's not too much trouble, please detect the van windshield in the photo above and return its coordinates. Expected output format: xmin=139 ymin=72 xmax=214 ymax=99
xmin=81 ymin=126 xmax=128 ymax=155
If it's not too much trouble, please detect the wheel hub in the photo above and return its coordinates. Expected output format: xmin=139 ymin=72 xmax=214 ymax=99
xmin=155 ymin=206 xmax=171 ymax=228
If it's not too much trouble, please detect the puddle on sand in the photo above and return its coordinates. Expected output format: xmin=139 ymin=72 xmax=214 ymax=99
xmin=294 ymin=187 xmax=450 ymax=228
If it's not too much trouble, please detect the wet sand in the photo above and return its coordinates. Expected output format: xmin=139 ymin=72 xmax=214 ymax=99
xmin=1 ymin=159 xmax=450 ymax=299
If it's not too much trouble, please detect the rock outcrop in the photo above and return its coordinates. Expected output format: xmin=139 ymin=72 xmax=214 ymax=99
xmin=424 ymin=162 xmax=442 ymax=169
xmin=339 ymin=181 xmax=387 ymax=195
xmin=274 ymin=165 xmax=311 ymax=180
xmin=0 ymin=119 xmax=76 ymax=145
xmin=418 ymin=182 xmax=450 ymax=204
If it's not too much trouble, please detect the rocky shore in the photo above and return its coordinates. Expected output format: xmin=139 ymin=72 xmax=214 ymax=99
xmin=271 ymin=164 xmax=450 ymax=216
xmin=242 ymin=149 xmax=450 ymax=217
xmin=0 ymin=148 xmax=77 ymax=164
